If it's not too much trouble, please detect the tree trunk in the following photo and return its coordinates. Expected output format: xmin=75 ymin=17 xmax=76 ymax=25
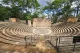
xmin=76 ymin=6 xmax=79 ymax=17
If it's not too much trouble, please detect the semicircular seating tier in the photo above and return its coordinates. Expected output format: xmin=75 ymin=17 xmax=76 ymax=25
xmin=51 ymin=22 xmax=80 ymax=36
xmin=0 ymin=23 xmax=34 ymax=45
xmin=0 ymin=22 xmax=80 ymax=53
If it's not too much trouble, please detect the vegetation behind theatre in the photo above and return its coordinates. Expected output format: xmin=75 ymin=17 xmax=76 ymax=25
xmin=0 ymin=0 xmax=80 ymax=23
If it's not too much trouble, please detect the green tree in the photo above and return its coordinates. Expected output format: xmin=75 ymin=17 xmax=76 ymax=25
xmin=43 ymin=0 xmax=65 ymax=23
xmin=43 ymin=0 xmax=75 ymax=23
xmin=10 ymin=6 xmax=21 ymax=18
xmin=0 ymin=5 xmax=11 ymax=21
xmin=2 ymin=0 xmax=40 ymax=19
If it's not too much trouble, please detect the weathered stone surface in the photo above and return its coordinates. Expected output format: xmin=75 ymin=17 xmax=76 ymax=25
xmin=33 ymin=18 xmax=51 ymax=27
xmin=28 ymin=20 xmax=32 ymax=26
xmin=9 ymin=18 xmax=17 ymax=22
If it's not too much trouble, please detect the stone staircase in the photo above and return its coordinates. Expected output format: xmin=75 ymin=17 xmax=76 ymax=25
xmin=57 ymin=36 xmax=80 ymax=53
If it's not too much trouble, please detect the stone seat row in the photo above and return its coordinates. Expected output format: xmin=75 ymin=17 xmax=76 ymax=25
xmin=52 ymin=22 xmax=80 ymax=36
xmin=0 ymin=23 xmax=34 ymax=45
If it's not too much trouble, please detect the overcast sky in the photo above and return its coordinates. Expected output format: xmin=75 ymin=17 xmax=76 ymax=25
xmin=38 ymin=0 xmax=48 ymax=6
xmin=38 ymin=0 xmax=54 ymax=6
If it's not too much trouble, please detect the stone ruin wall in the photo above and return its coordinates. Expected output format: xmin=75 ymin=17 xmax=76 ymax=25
xmin=9 ymin=18 xmax=17 ymax=23
xmin=32 ymin=18 xmax=51 ymax=27
xmin=67 ymin=17 xmax=78 ymax=23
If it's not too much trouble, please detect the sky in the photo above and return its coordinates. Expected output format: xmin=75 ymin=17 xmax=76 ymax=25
xmin=38 ymin=0 xmax=48 ymax=6
xmin=38 ymin=0 xmax=54 ymax=6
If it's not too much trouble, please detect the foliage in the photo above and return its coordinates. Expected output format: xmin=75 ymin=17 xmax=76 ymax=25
xmin=26 ymin=16 xmax=32 ymax=20
xmin=52 ymin=15 xmax=58 ymax=23
xmin=1 ymin=0 xmax=40 ymax=20
xmin=1 ymin=0 xmax=80 ymax=23
xmin=10 ymin=6 xmax=21 ymax=18
xmin=0 ymin=5 xmax=11 ymax=21
xmin=32 ymin=12 xmax=39 ymax=18
xmin=25 ymin=13 xmax=32 ymax=20
xmin=43 ymin=0 xmax=79 ymax=23
xmin=32 ymin=8 xmax=44 ymax=18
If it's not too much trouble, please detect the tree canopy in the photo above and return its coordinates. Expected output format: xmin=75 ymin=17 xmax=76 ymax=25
xmin=0 ymin=0 xmax=80 ymax=23
xmin=43 ymin=0 xmax=80 ymax=23
xmin=0 ymin=0 xmax=40 ymax=20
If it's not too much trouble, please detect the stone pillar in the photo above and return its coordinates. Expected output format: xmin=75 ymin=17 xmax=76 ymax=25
xmin=33 ymin=18 xmax=37 ymax=27
xmin=9 ymin=18 xmax=17 ymax=23
xmin=28 ymin=20 xmax=31 ymax=26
